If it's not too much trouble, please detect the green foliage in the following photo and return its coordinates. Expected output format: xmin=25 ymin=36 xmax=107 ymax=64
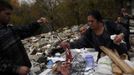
xmin=10 ymin=0 xmax=125 ymax=29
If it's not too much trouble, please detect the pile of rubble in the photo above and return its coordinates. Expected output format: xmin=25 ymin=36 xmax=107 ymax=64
xmin=22 ymin=26 xmax=81 ymax=74
xmin=21 ymin=25 xmax=134 ymax=74
xmin=23 ymin=26 xmax=80 ymax=55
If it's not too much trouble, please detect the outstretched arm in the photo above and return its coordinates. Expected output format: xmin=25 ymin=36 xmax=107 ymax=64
xmin=12 ymin=17 xmax=48 ymax=39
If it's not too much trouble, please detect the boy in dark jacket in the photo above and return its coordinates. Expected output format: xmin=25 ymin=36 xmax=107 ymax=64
xmin=0 ymin=1 xmax=48 ymax=75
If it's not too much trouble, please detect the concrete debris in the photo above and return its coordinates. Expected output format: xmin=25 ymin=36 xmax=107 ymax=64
xmin=21 ymin=26 xmax=134 ymax=74
xmin=22 ymin=26 xmax=81 ymax=74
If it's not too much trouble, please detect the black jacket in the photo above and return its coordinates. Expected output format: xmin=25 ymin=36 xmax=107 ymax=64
xmin=0 ymin=22 xmax=41 ymax=75
xmin=70 ymin=21 xmax=128 ymax=55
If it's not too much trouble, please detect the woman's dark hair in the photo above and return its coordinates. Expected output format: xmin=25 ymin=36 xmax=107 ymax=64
xmin=0 ymin=1 xmax=13 ymax=12
xmin=88 ymin=10 xmax=103 ymax=22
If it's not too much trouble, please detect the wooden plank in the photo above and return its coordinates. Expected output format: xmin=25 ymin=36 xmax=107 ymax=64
xmin=100 ymin=46 xmax=134 ymax=74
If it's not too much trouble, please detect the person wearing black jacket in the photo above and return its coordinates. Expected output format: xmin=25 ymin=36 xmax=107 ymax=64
xmin=60 ymin=10 xmax=128 ymax=59
xmin=0 ymin=1 xmax=48 ymax=75
xmin=117 ymin=8 xmax=134 ymax=50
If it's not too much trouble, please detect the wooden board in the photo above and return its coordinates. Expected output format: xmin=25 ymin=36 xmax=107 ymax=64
xmin=100 ymin=46 xmax=134 ymax=74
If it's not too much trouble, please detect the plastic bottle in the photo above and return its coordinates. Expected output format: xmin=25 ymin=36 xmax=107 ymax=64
xmin=85 ymin=55 xmax=94 ymax=70
xmin=47 ymin=60 xmax=53 ymax=69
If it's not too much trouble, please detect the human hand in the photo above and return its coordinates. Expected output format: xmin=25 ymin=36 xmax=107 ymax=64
xmin=60 ymin=41 xmax=70 ymax=49
xmin=16 ymin=66 xmax=30 ymax=75
xmin=113 ymin=34 xmax=124 ymax=45
xmin=59 ymin=63 xmax=70 ymax=75
xmin=37 ymin=17 xmax=48 ymax=24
